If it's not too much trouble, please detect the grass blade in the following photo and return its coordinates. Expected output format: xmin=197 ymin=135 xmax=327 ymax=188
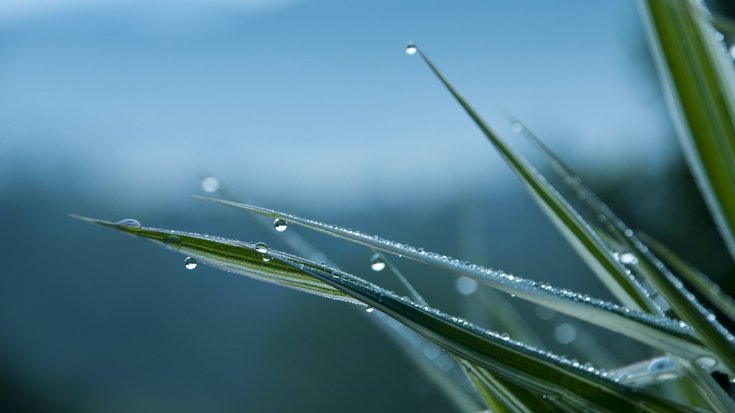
xmin=503 ymin=116 xmax=735 ymax=376
xmin=70 ymin=215 xmax=359 ymax=304
xmin=194 ymin=197 xmax=715 ymax=364
xmin=77 ymin=215 xmax=700 ymax=412
xmin=409 ymin=48 xmax=661 ymax=316
xmin=643 ymin=0 xmax=735 ymax=262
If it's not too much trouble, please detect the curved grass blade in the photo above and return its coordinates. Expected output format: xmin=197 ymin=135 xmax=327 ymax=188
xmin=282 ymin=259 xmax=699 ymax=412
xmin=381 ymin=253 xmax=538 ymax=412
xmin=70 ymin=215 xmax=360 ymax=304
xmin=503 ymin=116 xmax=735 ymax=376
xmin=504 ymin=114 xmax=671 ymax=313
xmin=409 ymin=48 xmax=661 ymax=316
xmin=77 ymin=215 xmax=702 ymax=412
xmin=643 ymin=0 xmax=735 ymax=263
xmin=197 ymin=178 xmax=492 ymax=411
xmin=194 ymin=197 xmax=715 ymax=365
xmin=641 ymin=232 xmax=735 ymax=323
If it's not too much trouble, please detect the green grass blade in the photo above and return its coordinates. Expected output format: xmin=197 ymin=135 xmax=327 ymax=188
xmin=197 ymin=179 xmax=489 ymax=411
xmin=412 ymin=43 xmax=735 ymax=376
xmin=502 ymin=116 xmax=735 ymax=376
xmin=504 ymin=115 xmax=671 ymax=314
xmin=643 ymin=0 xmax=735 ymax=263
xmin=77 ymin=214 xmax=701 ymax=412
xmin=70 ymin=215 xmax=359 ymax=304
xmin=194 ymin=197 xmax=715 ymax=364
xmin=641 ymin=232 xmax=735 ymax=323
xmin=409 ymin=48 xmax=661 ymax=316
xmin=285 ymin=259 xmax=699 ymax=412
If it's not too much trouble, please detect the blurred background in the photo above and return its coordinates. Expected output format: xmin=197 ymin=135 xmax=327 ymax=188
xmin=1 ymin=0 xmax=734 ymax=411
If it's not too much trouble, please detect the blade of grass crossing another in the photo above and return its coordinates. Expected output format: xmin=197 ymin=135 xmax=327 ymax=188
xmin=78 ymin=215 xmax=699 ymax=412
xmin=410 ymin=48 xmax=662 ymax=316
xmin=195 ymin=197 xmax=715 ymax=365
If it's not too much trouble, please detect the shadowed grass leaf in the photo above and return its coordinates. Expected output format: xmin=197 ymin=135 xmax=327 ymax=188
xmin=643 ymin=0 xmax=735 ymax=263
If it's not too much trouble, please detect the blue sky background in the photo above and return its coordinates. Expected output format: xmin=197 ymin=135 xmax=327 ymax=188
xmin=0 ymin=0 xmax=676 ymax=211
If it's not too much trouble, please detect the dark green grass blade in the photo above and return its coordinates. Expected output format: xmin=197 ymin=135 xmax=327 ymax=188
xmin=643 ymin=0 xmax=735 ymax=263
xmin=502 ymin=116 xmax=735 ymax=377
xmin=75 ymin=215 xmax=700 ymax=412
xmin=410 ymin=48 xmax=660 ymax=316
xmin=70 ymin=215 xmax=358 ymax=304
xmin=195 ymin=197 xmax=715 ymax=364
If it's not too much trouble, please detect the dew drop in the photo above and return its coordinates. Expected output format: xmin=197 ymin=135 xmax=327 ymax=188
xmin=696 ymin=356 xmax=717 ymax=369
xmin=366 ymin=306 xmax=375 ymax=313
xmin=455 ymin=276 xmax=478 ymax=295
xmin=554 ymin=323 xmax=577 ymax=344
xmin=511 ymin=122 xmax=523 ymax=133
xmin=405 ymin=42 xmax=417 ymax=55
xmin=262 ymin=255 xmax=271 ymax=263
xmin=254 ymin=242 xmax=269 ymax=254
xmin=648 ymin=358 xmax=674 ymax=372
xmin=616 ymin=252 xmax=638 ymax=265
xmin=730 ymin=44 xmax=735 ymax=59
xmin=370 ymin=253 xmax=386 ymax=272
xmin=201 ymin=176 xmax=220 ymax=193
xmin=116 ymin=218 xmax=141 ymax=229
xmin=184 ymin=256 xmax=198 ymax=270
xmin=706 ymin=313 xmax=716 ymax=322
xmin=273 ymin=218 xmax=288 ymax=232
xmin=164 ymin=234 xmax=181 ymax=244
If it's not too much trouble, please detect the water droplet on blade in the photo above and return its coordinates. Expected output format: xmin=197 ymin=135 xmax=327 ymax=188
xmin=254 ymin=242 xmax=269 ymax=254
xmin=262 ymin=255 xmax=271 ymax=262
xmin=184 ymin=256 xmax=198 ymax=270
xmin=370 ymin=253 xmax=386 ymax=272
xmin=696 ymin=356 xmax=717 ymax=369
xmin=365 ymin=306 xmax=374 ymax=313
xmin=729 ymin=44 xmax=735 ymax=59
xmin=405 ymin=42 xmax=417 ymax=55
xmin=273 ymin=218 xmax=288 ymax=232
xmin=511 ymin=122 xmax=523 ymax=133
xmin=201 ymin=177 xmax=220 ymax=193
xmin=116 ymin=218 xmax=141 ymax=229
xmin=616 ymin=252 xmax=638 ymax=265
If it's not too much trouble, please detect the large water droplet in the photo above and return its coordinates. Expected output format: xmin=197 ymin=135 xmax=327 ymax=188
xmin=554 ymin=323 xmax=577 ymax=344
xmin=648 ymin=358 xmax=675 ymax=373
xmin=184 ymin=256 xmax=198 ymax=270
xmin=696 ymin=356 xmax=717 ymax=369
xmin=370 ymin=253 xmax=386 ymax=272
xmin=273 ymin=218 xmax=288 ymax=232
xmin=405 ymin=42 xmax=417 ymax=55
xmin=365 ymin=306 xmax=375 ymax=313
xmin=201 ymin=176 xmax=220 ymax=193
xmin=455 ymin=276 xmax=478 ymax=295
xmin=116 ymin=218 xmax=141 ymax=229
xmin=613 ymin=252 xmax=638 ymax=265
xmin=254 ymin=242 xmax=269 ymax=254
